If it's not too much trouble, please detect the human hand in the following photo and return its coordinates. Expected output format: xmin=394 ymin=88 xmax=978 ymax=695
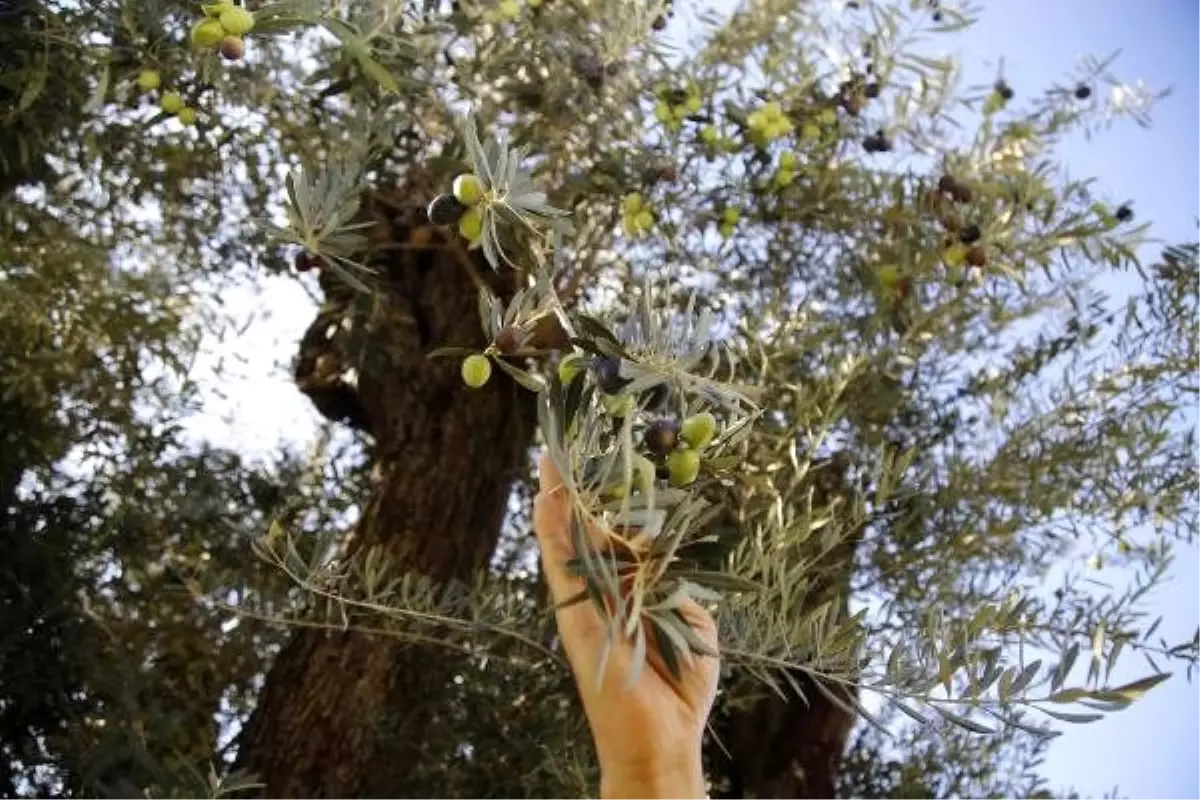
xmin=532 ymin=452 xmax=719 ymax=799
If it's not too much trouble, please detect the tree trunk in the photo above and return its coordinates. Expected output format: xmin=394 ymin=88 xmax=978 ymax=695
xmin=234 ymin=190 xmax=538 ymax=797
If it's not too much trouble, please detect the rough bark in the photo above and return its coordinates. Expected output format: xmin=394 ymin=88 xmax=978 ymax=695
xmin=233 ymin=187 xmax=537 ymax=797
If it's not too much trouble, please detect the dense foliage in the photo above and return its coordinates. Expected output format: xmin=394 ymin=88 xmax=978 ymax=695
xmin=1 ymin=0 xmax=1195 ymax=797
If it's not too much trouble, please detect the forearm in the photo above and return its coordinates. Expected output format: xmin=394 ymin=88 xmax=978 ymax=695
xmin=600 ymin=752 xmax=707 ymax=799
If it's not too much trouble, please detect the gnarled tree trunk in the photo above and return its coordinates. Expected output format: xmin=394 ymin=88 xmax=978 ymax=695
xmin=234 ymin=188 xmax=538 ymax=797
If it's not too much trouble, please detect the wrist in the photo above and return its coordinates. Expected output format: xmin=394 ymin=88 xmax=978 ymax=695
xmin=600 ymin=751 xmax=706 ymax=799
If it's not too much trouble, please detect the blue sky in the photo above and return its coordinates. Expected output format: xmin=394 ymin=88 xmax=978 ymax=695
xmin=925 ymin=2 xmax=1199 ymax=797
xmin=945 ymin=3 xmax=1200 ymax=796
xmin=180 ymin=0 xmax=1199 ymax=795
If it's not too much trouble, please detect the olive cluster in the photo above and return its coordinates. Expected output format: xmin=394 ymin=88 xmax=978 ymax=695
xmin=190 ymin=1 xmax=255 ymax=62
xmin=427 ymin=172 xmax=489 ymax=244
xmin=558 ymin=355 xmax=720 ymax=490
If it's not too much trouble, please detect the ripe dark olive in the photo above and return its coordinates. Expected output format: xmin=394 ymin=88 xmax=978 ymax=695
xmin=592 ymin=356 xmax=631 ymax=395
xmin=932 ymin=10 xmax=942 ymax=21
xmin=959 ymin=223 xmax=982 ymax=244
xmin=427 ymin=193 xmax=467 ymax=226
xmin=864 ymin=82 xmax=881 ymax=99
xmin=965 ymin=244 xmax=988 ymax=267
xmin=220 ymin=35 xmax=245 ymax=61
xmin=644 ymin=418 xmax=681 ymax=456
xmin=863 ymin=131 xmax=891 ymax=153
xmin=652 ymin=14 xmax=667 ymax=29
xmin=493 ymin=325 xmax=526 ymax=355
xmin=949 ymin=181 xmax=973 ymax=204
xmin=1115 ymin=205 xmax=1134 ymax=222
xmin=1074 ymin=84 xmax=1092 ymax=100
xmin=995 ymin=80 xmax=1014 ymax=101
xmin=937 ymin=174 xmax=956 ymax=194
xmin=294 ymin=251 xmax=318 ymax=272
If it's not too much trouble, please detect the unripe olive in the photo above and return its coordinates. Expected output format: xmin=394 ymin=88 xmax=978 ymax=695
xmin=644 ymin=418 xmax=680 ymax=456
xmin=190 ymin=18 xmax=226 ymax=49
xmin=666 ymin=449 xmax=701 ymax=487
xmin=219 ymin=6 xmax=255 ymax=36
xmin=220 ymin=35 xmax=245 ymax=60
xmin=458 ymin=208 xmax=484 ymax=242
xmin=602 ymin=394 xmax=635 ymax=418
xmin=633 ymin=454 xmax=657 ymax=494
xmin=177 ymin=107 xmax=197 ymax=126
xmin=680 ymin=412 xmax=717 ymax=449
xmin=136 ymin=69 xmax=161 ymax=91
xmin=557 ymin=353 xmax=585 ymax=385
xmin=160 ymin=92 xmax=184 ymax=115
xmin=453 ymin=173 xmax=485 ymax=206
xmin=461 ymin=354 xmax=492 ymax=388
xmin=877 ymin=264 xmax=902 ymax=289
xmin=943 ymin=243 xmax=967 ymax=267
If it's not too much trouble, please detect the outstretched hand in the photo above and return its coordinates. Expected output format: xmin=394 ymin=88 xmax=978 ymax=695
xmin=532 ymin=452 xmax=718 ymax=799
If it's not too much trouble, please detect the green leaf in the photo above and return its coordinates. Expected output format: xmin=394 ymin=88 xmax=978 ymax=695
xmin=933 ymin=706 xmax=996 ymax=734
xmin=1047 ymin=688 xmax=1087 ymax=704
xmin=1010 ymin=659 xmax=1042 ymax=696
xmin=624 ymin=620 xmax=648 ymax=690
xmin=669 ymin=570 xmax=762 ymax=593
xmin=319 ymin=19 xmax=400 ymax=92
xmin=1106 ymin=672 xmax=1172 ymax=700
xmin=426 ymin=346 xmax=478 ymax=359
xmin=1038 ymin=707 xmax=1104 ymax=724
xmin=649 ymin=614 xmax=684 ymax=682
xmin=492 ymin=357 xmax=547 ymax=392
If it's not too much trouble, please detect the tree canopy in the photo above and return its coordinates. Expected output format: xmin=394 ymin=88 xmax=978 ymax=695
xmin=0 ymin=0 xmax=1195 ymax=797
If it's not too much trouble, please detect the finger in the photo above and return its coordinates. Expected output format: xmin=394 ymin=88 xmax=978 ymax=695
xmin=532 ymin=452 xmax=584 ymax=605
xmin=533 ymin=452 xmax=620 ymax=665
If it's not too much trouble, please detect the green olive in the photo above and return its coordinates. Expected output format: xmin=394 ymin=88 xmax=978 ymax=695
xmin=461 ymin=354 xmax=492 ymax=388
xmin=680 ymin=412 xmax=717 ymax=449
xmin=453 ymin=173 xmax=485 ymax=206
xmin=218 ymin=6 xmax=255 ymax=35
xmin=666 ymin=449 xmax=701 ymax=487
xmin=602 ymin=395 xmax=635 ymax=418
xmin=160 ymin=92 xmax=184 ymax=115
xmin=137 ymin=69 xmax=161 ymax=91
xmin=632 ymin=454 xmax=657 ymax=494
xmin=458 ymin=208 xmax=484 ymax=242
xmin=557 ymin=353 xmax=585 ymax=385
xmin=190 ymin=18 xmax=226 ymax=49
xmin=877 ymin=264 xmax=902 ymax=288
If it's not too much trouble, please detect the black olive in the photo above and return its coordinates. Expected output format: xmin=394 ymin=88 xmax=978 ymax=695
xmin=1115 ymin=205 xmax=1134 ymax=223
xmin=644 ymin=419 xmax=681 ymax=457
xmin=959 ymin=223 xmax=982 ymax=244
xmin=592 ymin=357 xmax=631 ymax=395
xmin=427 ymin=193 xmax=467 ymax=225
xmin=1074 ymin=84 xmax=1092 ymax=100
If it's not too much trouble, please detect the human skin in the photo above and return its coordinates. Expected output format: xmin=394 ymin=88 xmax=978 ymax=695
xmin=532 ymin=453 xmax=720 ymax=799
